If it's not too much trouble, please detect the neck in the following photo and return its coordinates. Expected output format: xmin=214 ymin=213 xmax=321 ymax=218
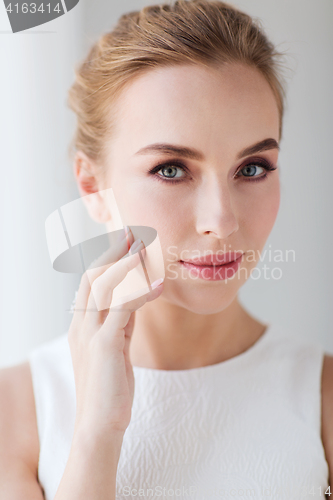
xmin=129 ymin=294 xmax=267 ymax=370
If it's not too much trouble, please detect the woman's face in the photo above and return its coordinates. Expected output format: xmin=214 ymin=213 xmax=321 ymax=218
xmin=100 ymin=62 xmax=280 ymax=314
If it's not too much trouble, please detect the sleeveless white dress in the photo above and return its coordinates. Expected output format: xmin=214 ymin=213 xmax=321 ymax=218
xmin=28 ymin=323 xmax=330 ymax=499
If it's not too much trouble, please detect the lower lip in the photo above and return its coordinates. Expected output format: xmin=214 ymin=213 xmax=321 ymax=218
xmin=179 ymin=255 xmax=243 ymax=281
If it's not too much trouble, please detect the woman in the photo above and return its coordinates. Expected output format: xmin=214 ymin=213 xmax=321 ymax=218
xmin=0 ymin=1 xmax=332 ymax=499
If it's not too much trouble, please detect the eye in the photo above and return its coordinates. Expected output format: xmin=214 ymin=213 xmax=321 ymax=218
xmin=147 ymin=158 xmax=277 ymax=185
xmin=159 ymin=165 xmax=185 ymax=179
xmin=235 ymin=159 xmax=277 ymax=183
xmin=148 ymin=161 xmax=189 ymax=184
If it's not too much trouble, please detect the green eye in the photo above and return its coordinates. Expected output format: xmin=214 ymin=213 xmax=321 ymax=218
xmin=236 ymin=160 xmax=277 ymax=183
xmin=241 ymin=164 xmax=265 ymax=177
xmin=148 ymin=162 xmax=189 ymax=184
xmin=159 ymin=166 xmax=185 ymax=179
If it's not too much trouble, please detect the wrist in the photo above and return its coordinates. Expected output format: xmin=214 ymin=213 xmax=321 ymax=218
xmin=72 ymin=422 xmax=124 ymax=459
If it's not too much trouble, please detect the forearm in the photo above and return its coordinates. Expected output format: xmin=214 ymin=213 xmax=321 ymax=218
xmin=54 ymin=427 xmax=124 ymax=500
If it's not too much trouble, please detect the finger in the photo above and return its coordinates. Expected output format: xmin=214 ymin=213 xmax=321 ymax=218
xmin=85 ymin=240 xmax=147 ymax=325
xmin=87 ymin=241 xmax=146 ymax=314
xmin=97 ymin=307 xmax=133 ymax=353
xmin=71 ymin=271 xmax=93 ymax=325
xmin=123 ymin=310 xmax=136 ymax=341
xmin=122 ymin=310 xmax=136 ymax=365
xmin=116 ymin=282 xmax=164 ymax=367
xmin=96 ymin=279 xmax=163 ymax=352
xmin=87 ymin=226 xmax=134 ymax=272
xmin=74 ymin=227 xmax=135 ymax=318
xmin=110 ymin=277 xmax=163 ymax=315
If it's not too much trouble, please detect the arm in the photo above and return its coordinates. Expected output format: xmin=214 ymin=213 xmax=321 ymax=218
xmin=0 ymin=362 xmax=45 ymax=500
xmin=54 ymin=426 xmax=123 ymax=500
xmin=0 ymin=233 xmax=163 ymax=500
xmin=0 ymin=362 xmax=124 ymax=500
xmin=321 ymin=354 xmax=333 ymax=490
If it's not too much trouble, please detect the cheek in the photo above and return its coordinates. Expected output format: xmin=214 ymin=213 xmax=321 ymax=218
xmin=108 ymin=180 xmax=184 ymax=243
xmin=242 ymin=179 xmax=280 ymax=249
xmin=114 ymin=171 xmax=184 ymax=220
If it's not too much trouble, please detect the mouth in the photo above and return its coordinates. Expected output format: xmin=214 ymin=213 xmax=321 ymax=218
xmin=180 ymin=252 xmax=244 ymax=266
xmin=178 ymin=252 xmax=244 ymax=281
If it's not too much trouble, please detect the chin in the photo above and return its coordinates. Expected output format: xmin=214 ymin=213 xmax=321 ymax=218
xmin=163 ymin=284 xmax=239 ymax=315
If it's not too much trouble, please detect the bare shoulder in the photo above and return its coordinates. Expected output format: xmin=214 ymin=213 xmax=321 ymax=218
xmin=0 ymin=361 xmax=44 ymax=499
xmin=322 ymin=354 xmax=333 ymax=487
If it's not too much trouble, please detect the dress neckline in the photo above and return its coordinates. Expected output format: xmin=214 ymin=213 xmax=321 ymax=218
xmin=132 ymin=322 xmax=276 ymax=376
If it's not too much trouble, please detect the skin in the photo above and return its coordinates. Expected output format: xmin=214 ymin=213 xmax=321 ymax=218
xmin=0 ymin=62 xmax=332 ymax=497
xmin=78 ymin=62 xmax=281 ymax=369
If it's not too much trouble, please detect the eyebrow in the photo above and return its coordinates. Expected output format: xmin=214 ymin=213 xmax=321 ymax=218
xmin=134 ymin=138 xmax=279 ymax=161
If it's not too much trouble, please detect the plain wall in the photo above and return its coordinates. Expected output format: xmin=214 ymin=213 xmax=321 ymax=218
xmin=0 ymin=1 xmax=84 ymax=366
xmin=0 ymin=0 xmax=332 ymax=367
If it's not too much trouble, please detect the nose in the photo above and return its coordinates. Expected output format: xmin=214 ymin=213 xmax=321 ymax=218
xmin=195 ymin=176 xmax=239 ymax=239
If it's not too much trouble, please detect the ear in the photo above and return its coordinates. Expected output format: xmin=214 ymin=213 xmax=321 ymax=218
xmin=73 ymin=150 xmax=111 ymax=223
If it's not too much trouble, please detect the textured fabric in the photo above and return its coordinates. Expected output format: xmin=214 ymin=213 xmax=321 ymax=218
xmin=28 ymin=323 xmax=330 ymax=499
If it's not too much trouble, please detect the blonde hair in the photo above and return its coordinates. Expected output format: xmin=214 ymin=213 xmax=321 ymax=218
xmin=67 ymin=0 xmax=286 ymax=172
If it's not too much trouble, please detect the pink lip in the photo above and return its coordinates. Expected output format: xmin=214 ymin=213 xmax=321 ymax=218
xmin=179 ymin=252 xmax=244 ymax=281
xmin=181 ymin=252 xmax=244 ymax=266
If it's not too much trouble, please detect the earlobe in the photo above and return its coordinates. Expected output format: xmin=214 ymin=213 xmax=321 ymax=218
xmin=73 ymin=151 xmax=111 ymax=224
xmin=74 ymin=151 xmax=99 ymax=197
xmin=83 ymin=191 xmax=112 ymax=223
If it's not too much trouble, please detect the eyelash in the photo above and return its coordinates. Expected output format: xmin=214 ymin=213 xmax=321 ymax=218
xmin=147 ymin=158 xmax=277 ymax=185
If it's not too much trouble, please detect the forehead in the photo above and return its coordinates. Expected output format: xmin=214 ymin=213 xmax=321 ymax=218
xmin=108 ymin=63 xmax=280 ymax=159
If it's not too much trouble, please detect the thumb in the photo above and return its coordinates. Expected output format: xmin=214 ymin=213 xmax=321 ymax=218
xmin=124 ymin=310 xmax=136 ymax=340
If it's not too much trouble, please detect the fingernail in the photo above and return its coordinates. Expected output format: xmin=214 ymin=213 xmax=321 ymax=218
xmin=117 ymin=226 xmax=131 ymax=243
xmin=124 ymin=225 xmax=133 ymax=252
xmin=151 ymin=278 xmax=164 ymax=289
xmin=129 ymin=238 xmax=144 ymax=254
xmin=124 ymin=225 xmax=132 ymax=237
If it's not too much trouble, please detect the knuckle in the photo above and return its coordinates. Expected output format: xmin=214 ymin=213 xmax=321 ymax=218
xmin=114 ymin=301 xmax=128 ymax=311
xmin=128 ymin=251 xmax=140 ymax=265
xmin=140 ymin=294 xmax=149 ymax=307
xmin=88 ymin=269 xmax=102 ymax=286
xmin=108 ymin=306 xmax=130 ymax=327
xmin=113 ymin=303 xmax=132 ymax=318
xmin=80 ymin=270 xmax=96 ymax=293
xmin=80 ymin=271 xmax=89 ymax=288
xmin=82 ymin=267 xmax=104 ymax=290
xmin=90 ymin=274 xmax=105 ymax=299
xmin=90 ymin=275 xmax=100 ymax=294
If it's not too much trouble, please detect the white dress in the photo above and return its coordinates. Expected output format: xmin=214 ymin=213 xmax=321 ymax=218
xmin=28 ymin=322 xmax=330 ymax=499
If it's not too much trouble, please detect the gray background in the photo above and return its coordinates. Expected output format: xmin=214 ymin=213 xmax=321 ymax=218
xmin=0 ymin=0 xmax=332 ymax=367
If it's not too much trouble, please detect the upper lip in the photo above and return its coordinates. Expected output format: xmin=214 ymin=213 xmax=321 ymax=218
xmin=180 ymin=252 xmax=244 ymax=266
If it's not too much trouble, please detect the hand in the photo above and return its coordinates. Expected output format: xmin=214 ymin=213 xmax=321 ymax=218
xmin=68 ymin=227 xmax=164 ymax=437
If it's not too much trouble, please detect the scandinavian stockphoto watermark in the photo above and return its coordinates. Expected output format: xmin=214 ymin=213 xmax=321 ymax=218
xmin=117 ymin=484 xmax=330 ymax=498
xmin=45 ymin=188 xmax=295 ymax=313
xmin=67 ymin=243 xmax=295 ymax=312
xmin=118 ymin=485 xmax=259 ymax=497
xmin=3 ymin=0 xmax=80 ymax=33
xmin=166 ymin=244 xmax=296 ymax=282
xmin=45 ymin=189 xmax=166 ymax=313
